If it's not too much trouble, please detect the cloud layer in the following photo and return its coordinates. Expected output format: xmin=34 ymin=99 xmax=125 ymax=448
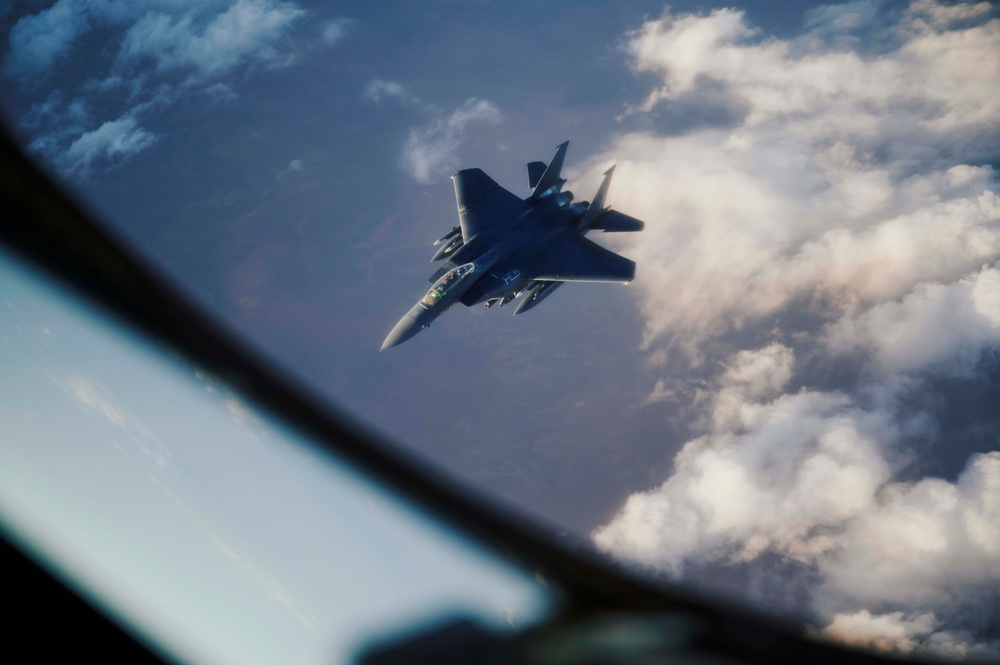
xmin=4 ymin=0 xmax=347 ymax=175
xmin=591 ymin=1 xmax=1000 ymax=658
xmin=818 ymin=609 xmax=1000 ymax=661
xmin=364 ymin=79 xmax=503 ymax=184
xmin=402 ymin=98 xmax=502 ymax=184
xmin=117 ymin=0 xmax=303 ymax=75
xmin=587 ymin=1 xmax=999 ymax=357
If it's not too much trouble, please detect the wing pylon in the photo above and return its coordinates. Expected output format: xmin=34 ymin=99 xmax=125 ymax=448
xmin=512 ymin=281 xmax=562 ymax=315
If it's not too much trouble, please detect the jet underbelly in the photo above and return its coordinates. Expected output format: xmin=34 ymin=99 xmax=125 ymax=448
xmin=459 ymin=271 xmax=506 ymax=305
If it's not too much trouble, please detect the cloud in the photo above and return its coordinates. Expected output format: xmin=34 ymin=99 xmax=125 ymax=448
xmin=319 ymin=17 xmax=352 ymax=46
xmin=909 ymin=0 xmax=995 ymax=27
xmin=401 ymin=98 xmax=502 ymax=184
xmin=61 ymin=372 xmax=129 ymax=428
xmin=803 ymin=0 xmax=880 ymax=40
xmin=23 ymin=90 xmax=90 ymax=129
xmin=224 ymin=397 xmax=259 ymax=426
xmin=54 ymin=372 xmax=171 ymax=470
xmin=709 ymin=343 xmax=796 ymax=430
xmin=590 ymin=3 xmax=999 ymax=357
xmin=596 ymin=345 xmax=1000 ymax=654
xmin=60 ymin=115 xmax=158 ymax=174
xmin=363 ymin=79 xmax=425 ymax=108
xmin=594 ymin=345 xmax=897 ymax=572
xmin=816 ymin=452 xmax=1000 ymax=614
xmin=826 ymin=263 xmax=1000 ymax=375
xmin=2 ymin=0 xmax=213 ymax=79
xmin=117 ymin=0 xmax=305 ymax=78
xmin=817 ymin=610 xmax=1000 ymax=661
xmin=592 ymin=1 xmax=1000 ymax=656
xmin=4 ymin=1 xmax=348 ymax=175
xmin=3 ymin=0 xmax=89 ymax=78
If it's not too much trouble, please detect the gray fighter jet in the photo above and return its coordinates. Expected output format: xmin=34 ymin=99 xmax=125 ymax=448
xmin=381 ymin=141 xmax=644 ymax=350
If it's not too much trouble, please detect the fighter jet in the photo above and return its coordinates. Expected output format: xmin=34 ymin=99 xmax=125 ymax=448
xmin=381 ymin=141 xmax=644 ymax=350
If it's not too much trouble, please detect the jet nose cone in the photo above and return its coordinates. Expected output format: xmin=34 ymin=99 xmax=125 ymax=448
xmin=380 ymin=315 xmax=423 ymax=351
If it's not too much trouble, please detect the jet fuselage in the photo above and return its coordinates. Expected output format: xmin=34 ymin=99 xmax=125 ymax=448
xmin=381 ymin=141 xmax=643 ymax=350
xmin=450 ymin=193 xmax=583 ymax=306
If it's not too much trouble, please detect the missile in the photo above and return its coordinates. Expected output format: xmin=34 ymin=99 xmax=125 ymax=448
xmin=431 ymin=236 xmax=464 ymax=261
xmin=433 ymin=226 xmax=461 ymax=246
xmin=512 ymin=280 xmax=562 ymax=315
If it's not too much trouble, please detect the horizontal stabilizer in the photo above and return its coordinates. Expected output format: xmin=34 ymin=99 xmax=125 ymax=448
xmin=527 ymin=161 xmax=546 ymax=190
xmin=590 ymin=210 xmax=645 ymax=232
xmin=529 ymin=141 xmax=569 ymax=199
xmin=453 ymin=169 xmax=523 ymax=241
xmin=530 ymin=236 xmax=635 ymax=283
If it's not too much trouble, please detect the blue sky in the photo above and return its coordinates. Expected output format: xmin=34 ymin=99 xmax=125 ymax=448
xmin=1 ymin=0 xmax=999 ymax=661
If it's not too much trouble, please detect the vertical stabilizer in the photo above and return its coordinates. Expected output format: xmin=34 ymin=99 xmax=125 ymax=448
xmin=578 ymin=165 xmax=615 ymax=231
xmin=529 ymin=141 xmax=569 ymax=199
xmin=527 ymin=161 xmax=546 ymax=190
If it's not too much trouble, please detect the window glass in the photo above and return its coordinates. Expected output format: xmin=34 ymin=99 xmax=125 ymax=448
xmin=0 ymin=248 xmax=553 ymax=665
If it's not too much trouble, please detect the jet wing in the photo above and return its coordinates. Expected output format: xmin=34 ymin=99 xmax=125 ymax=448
xmin=529 ymin=236 xmax=636 ymax=283
xmin=453 ymin=168 xmax=523 ymax=241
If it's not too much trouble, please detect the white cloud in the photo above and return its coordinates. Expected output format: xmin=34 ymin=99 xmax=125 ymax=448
xmin=816 ymin=452 xmax=1000 ymax=613
xmin=60 ymin=115 xmax=158 ymax=174
xmin=363 ymin=79 xmax=424 ymax=108
xmin=594 ymin=1 xmax=1000 ymax=656
xmin=2 ymin=0 xmax=221 ymax=79
xmin=803 ymin=0 xmax=880 ymax=40
xmin=710 ymin=342 xmax=795 ymax=430
xmin=624 ymin=3 xmax=999 ymax=133
xmin=54 ymin=372 xmax=172 ymax=470
xmin=594 ymin=346 xmax=896 ymax=571
xmin=4 ymin=1 xmax=346 ymax=175
xmin=826 ymin=263 xmax=1000 ymax=374
xmin=587 ymin=2 xmax=1000 ymax=355
xmin=117 ymin=0 xmax=305 ymax=78
xmin=319 ymin=17 xmax=351 ymax=46
xmin=401 ymin=98 xmax=502 ymax=184
xmin=597 ymin=345 xmax=1000 ymax=655
xmin=818 ymin=610 xmax=1000 ymax=660
xmin=909 ymin=0 xmax=995 ymax=28
xmin=62 ymin=372 xmax=128 ymax=428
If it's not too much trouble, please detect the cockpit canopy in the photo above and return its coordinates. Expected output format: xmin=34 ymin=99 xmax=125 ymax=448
xmin=421 ymin=262 xmax=476 ymax=307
